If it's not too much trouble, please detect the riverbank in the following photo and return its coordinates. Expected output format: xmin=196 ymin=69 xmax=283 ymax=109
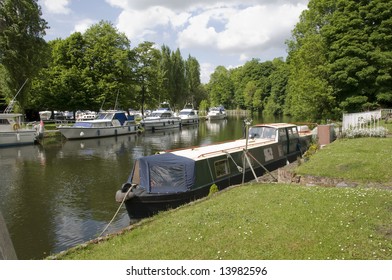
xmin=49 ymin=137 xmax=392 ymax=260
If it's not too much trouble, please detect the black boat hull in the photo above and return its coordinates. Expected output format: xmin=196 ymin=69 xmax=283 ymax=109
xmin=123 ymin=156 xmax=289 ymax=219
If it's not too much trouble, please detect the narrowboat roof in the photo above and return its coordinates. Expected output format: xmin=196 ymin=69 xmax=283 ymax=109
xmin=162 ymin=137 xmax=275 ymax=161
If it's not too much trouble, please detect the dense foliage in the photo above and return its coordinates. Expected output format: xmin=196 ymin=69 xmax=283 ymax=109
xmin=0 ymin=0 xmax=391 ymax=123
xmin=28 ymin=22 xmax=202 ymax=114
xmin=0 ymin=0 xmax=48 ymax=110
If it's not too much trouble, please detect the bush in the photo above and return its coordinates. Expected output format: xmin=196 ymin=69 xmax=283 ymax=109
xmin=208 ymin=184 xmax=219 ymax=196
xmin=342 ymin=127 xmax=389 ymax=138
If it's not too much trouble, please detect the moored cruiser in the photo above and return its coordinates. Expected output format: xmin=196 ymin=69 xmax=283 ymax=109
xmin=57 ymin=110 xmax=139 ymax=140
xmin=140 ymin=102 xmax=181 ymax=131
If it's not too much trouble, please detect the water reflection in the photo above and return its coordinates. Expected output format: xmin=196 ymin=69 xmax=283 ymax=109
xmin=0 ymin=117 xmax=267 ymax=259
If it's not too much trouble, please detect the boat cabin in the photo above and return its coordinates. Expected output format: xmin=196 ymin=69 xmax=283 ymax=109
xmin=249 ymin=123 xmax=306 ymax=155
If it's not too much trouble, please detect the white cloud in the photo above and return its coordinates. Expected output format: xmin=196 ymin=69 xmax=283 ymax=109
xmin=72 ymin=19 xmax=98 ymax=34
xmin=106 ymin=0 xmax=307 ymax=63
xmin=40 ymin=0 xmax=71 ymax=15
xmin=200 ymin=62 xmax=215 ymax=84
xmin=178 ymin=3 xmax=306 ymax=60
xmin=116 ymin=6 xmax=190 ymax=41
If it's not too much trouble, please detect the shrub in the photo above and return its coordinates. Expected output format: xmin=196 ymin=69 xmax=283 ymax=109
xmin=342 ymin=127 xmax=389 ymax=138
xmin=208 ymin=184 xmax=219 ymax=196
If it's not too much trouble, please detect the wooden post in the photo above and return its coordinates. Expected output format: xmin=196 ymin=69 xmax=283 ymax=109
xmin=0 ymin=211 xmax=17 ymax=260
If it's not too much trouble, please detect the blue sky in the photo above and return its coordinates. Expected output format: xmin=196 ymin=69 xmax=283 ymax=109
xmin=38 ymin=0 xmax=309 ymax=83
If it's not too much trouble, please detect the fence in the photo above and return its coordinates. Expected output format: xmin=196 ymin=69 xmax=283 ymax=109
xmin=342 ymin=110 xmax=383 ymax=131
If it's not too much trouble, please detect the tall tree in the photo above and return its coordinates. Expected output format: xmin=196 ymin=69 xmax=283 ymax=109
xmin=0 ymin=0 xmax=48 ymax=110
xmin=83 ymin=21 xmax=133 ymax=110
xmin=132 ymin=41 xmax=161 ymax=114
xmin=185 ymin=55 xmax=201 ymax=106
xmin=170 ymin=48 xmax=186 ymax=109
xmin=264 ymin=58 xmax=289 ymax=116
xmin=323 ymin=0 xmax=392 ymax=111
xmin=207 ymin=66 xmax=234 ymax=108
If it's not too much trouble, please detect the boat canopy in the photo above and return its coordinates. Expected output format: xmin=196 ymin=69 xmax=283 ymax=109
xmin=129 ymin=153 xmax=195 ymax=193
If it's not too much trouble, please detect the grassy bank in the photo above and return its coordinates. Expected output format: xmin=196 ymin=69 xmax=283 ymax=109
xmin=51 ymin=137 xmax=392 ymax=260
xmin=297 ymin=138 xmax=392 ymax=184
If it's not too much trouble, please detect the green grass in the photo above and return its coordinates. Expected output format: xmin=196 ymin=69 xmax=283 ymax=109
xmin=296 ymin=138 xmax=392 ymax=184
xmin=53 ymin=183 xmax=392 ymax=260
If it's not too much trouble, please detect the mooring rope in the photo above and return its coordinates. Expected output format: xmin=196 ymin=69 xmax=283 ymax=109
xmin=225 ymin=151 xmax=243 ymax=172
xmin=98 ymin=186 xmax=133 ymax=238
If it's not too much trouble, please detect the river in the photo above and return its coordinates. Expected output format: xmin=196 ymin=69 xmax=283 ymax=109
xmin=0 ymin=115 xmax=287 ymax=259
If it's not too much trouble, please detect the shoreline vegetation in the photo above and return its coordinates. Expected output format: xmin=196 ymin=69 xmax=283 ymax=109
xmin=49 ymin=137 xmax=392 ymax=260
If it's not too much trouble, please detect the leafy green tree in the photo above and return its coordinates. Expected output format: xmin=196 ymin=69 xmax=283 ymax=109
xmin=83 ymin=21 xmax=134 ymax=110
xmin=170 ymin=48 xmax=186 ymax=110
xmin=31 ymin=22 xmax=135 ymax=114
xmin=323 ymin=0 xmax=392 ymax=111
xmin=0 ymin=0 xmax=48 ymax=110
xmin=286 ymin=33 xmax=335 ymax=121
xmin=207 ymin=66 xmax=234 ymax=108
xmin=287 ymin=0 xmax=392 ymax=121
xmin=264 ymin=58 xmax=289 ymax=116
xmin=185 ymin=55 xmax=202 ymax=106
xmin=132 ymin=41 xmax=161 ymax=114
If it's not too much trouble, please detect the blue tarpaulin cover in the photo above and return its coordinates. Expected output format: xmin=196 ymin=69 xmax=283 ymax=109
xmin=132 ymin=153 xmax=195 ymax=193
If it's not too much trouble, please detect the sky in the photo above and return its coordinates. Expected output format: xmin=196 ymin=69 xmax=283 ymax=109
xmin=37 ymin=0 xmax=309 ymax=83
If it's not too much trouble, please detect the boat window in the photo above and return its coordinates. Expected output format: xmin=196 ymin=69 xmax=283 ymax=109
xmin=0 ymin=118 xmax=10 ymax=125
xmin=149 ymin=164 xmax=186 ymax=193
xmin=214 ymin=159 xmax=230 ymax=178
xmin=162 ymin=112 xmax=171 ymax=118
xmin=73 ymin=122 xmax=93 ymax=128
xmin=279 ymin=128 xmax=287 ymax=140
xmin=248 ymin=127 xmax=277 ymax=139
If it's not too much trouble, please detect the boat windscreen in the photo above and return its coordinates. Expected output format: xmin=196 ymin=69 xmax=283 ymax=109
xmin=249 ymin=126 xmax=277 ymax=140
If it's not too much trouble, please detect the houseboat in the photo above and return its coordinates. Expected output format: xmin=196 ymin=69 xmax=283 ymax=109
xmin=116 ymin=123 xmax=313 ymax=219
xmin=178 ymin=103 xmax=199 ymax=125
xmin=140 ymin=102 xmax=181 ymax=131
xmin=57 ymin=110 xmax=139 ymax=140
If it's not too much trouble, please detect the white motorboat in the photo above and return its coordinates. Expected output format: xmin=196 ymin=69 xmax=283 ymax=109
xmin=57 ymin=110 xmax=139 ymax=140
xmin=140 ymin=102 xmax=181 ymax=131
xmin=206 ymin=105 xmax=227 ymax=120
xmin=178 ymin=103 xmax=199 ymax=125
xmin=39 ymin=111 xmax=52 ymax=120
xmin=0 ymin=113 xmax=39 ymax=147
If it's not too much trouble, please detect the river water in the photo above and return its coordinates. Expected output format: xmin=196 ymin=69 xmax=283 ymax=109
xmin=0 ymin=115 xmax=286 ymax=259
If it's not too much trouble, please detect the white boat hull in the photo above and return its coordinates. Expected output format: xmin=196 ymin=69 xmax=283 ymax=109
xmin=141 ymin=118 xmax=181 ymax=131
xmin=207 ymin=114 xmax=226 ymax=120
xmin=180 ymin=116 xmax=199 ymax=125
xmin=0 ymin=130 xmax=37 ymax=147
xmin=58 ymin=124 xmax=139 ymax=140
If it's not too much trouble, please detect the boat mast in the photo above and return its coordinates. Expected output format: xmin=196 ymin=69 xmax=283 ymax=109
xmin=4 ymin=78 xmax=29 ymax=113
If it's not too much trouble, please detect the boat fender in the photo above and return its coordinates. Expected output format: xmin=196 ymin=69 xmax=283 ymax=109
xmin=121 ymin=182 xmax=133 ymax=192
xmin=13 ymin=123 xmax=20 ymax=130
xmin=116 ymin=183 xmax=136 ymax=202
xmin=115 ymin=190 xmax=123 ymax=202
